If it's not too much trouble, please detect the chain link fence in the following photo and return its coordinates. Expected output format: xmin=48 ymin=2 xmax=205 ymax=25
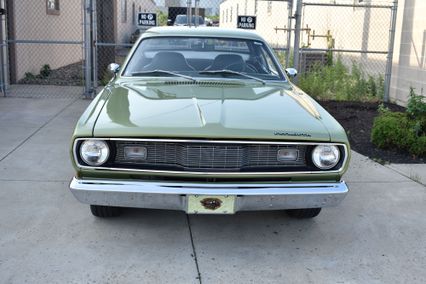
xmin=92 ymin=0 xmax=294 ymax=90
xmin=299 ymin=0 xmax=393 ymax=74
xmin=293 ymin=0 xmax=396 ymax=101
xmin=1 ymin=0 xmax=85 ymax=98
xmin=92 ymin=0 xmax=394 ymax=101
xmin=0 ymin=0 xmax=398 ymax=101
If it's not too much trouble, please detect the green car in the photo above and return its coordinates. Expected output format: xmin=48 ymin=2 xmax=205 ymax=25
xmin=70 ymin=27 xmax=350 ymax=218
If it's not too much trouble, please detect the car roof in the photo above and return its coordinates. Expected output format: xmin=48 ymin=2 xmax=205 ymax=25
xmin=176 ymin=14 xmax=203 ymax=17
xmin=141 ymin=27 xmax=265 ymax=41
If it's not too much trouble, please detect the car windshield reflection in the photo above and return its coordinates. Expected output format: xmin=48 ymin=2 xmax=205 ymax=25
xmin=123 ymin=37 xmax=286 ymax=82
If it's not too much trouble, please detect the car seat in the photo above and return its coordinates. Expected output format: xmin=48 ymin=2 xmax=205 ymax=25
xmin=143 ymin=52 xmax=195 ymax=72
xmin=205 ymin=54 xmax=255 ymax=72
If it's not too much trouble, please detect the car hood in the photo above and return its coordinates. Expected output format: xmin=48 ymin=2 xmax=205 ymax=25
xmin=93 ymin=80 xmax=336 ymax=141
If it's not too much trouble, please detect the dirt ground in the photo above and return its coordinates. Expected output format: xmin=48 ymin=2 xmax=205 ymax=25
xmin=18 ymin=62 xmax=84 ymax=86
xmin=320 ymin=101 xmax=424 ymax=164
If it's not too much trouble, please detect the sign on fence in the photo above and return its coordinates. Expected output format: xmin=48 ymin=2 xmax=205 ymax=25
xmin=237 ymin=16 xmax=256 ymax=29
xmin=138 ymin=13 xmax=157 ymax=27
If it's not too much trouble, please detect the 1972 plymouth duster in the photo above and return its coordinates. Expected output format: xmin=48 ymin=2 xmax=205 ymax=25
xmin=70 ymin=27 xmax=350 ymax=218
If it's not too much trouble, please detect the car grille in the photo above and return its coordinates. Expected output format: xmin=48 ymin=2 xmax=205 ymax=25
xmin=112 ymin=141 xmax=308 ymax=172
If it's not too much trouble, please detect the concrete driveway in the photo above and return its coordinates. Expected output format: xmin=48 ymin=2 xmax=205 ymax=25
xmin=0 ymin=92 xmax=425 ymax=283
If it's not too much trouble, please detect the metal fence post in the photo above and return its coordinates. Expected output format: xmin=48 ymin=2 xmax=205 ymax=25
xmin=384 ymin=0 xmax=398 ymax=103
xmin=285 ymin=0 xmax=293 ymax=68
xmin=83 ymin=0 xmax=93 ymax=98
xmin=0 ymin=0 xmax=7 ymax=96
xmin=186 ymin=0 xmax=192 ymax=27
xmin=293 ymin=0 xmax=302 ymax=80
xmin=194 ymin=0 xmax=200 ymax=27
xmin=92 ymin=0 xmax=97 ymax=90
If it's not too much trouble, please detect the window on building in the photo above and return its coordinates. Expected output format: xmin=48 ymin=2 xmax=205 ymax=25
xmin=121 ymin=0 xmax=127 ymax=23
xmin=46 ymin=0 xmax=60 ymax=15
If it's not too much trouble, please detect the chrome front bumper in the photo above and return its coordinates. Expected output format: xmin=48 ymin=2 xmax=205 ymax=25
xmin=70 ymin=177 xmax=349 ymax=213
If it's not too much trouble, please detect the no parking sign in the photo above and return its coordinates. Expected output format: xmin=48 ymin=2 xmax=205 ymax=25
xmin=237 ymin=16 xmax=256 ymax=29
xmin=138 ymin=13 xmax=157 ymax=27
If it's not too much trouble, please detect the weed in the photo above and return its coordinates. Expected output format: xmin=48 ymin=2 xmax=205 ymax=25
xmin=298 ymin=56 xmax=383 ymax=101
xmin=24 ymin=72 xmax=36 ymax=80
xmin=372 ymin=157 xmax=387 ymax=165
xmin=407 ymin=87 xmax=426 ymax=119
xmin=40 ymin=64 xmax=51 ymax=78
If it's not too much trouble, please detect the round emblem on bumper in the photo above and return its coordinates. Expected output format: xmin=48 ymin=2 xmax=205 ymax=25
xmin=200 ymin=198 xmax=222 ymax=210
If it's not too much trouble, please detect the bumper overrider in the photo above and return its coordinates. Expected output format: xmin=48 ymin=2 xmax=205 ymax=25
xmin=70 ymin=177 xmax=348 ymax=213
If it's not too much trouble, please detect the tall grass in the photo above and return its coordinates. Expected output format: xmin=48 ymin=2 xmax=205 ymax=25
xmin=297 ymin=57 xmax=384 ymax=101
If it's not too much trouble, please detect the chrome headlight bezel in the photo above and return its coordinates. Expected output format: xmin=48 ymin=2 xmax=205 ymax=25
xmin=311 ymin=145 xmax=341 ymax=170
xmin=79 ymin=140 xmax=110 ymax=166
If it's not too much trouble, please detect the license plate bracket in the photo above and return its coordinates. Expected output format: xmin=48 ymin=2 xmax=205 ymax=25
xmin=187 ymin=195 xmax=236 ymax=214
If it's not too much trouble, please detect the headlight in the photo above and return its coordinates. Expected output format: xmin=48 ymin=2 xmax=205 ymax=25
xmin=79 ymin=140 xmax=110 ymax=166
xmin=312 ymin=145 xmax=340 ymax=169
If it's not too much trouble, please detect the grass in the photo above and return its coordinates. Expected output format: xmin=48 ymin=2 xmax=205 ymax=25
xmin=297 ymin=57 xmax=384 ymax=101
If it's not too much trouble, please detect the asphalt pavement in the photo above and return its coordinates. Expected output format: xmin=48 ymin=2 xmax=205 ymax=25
xmin=0 ymin=88 xmax=425 ymax=283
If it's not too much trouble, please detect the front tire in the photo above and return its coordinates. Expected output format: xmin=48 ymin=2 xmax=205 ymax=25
xmin=286 ymin=208 xmax=322 ymax=219
xmin=90 ymin=205 xmax=122 ymax=217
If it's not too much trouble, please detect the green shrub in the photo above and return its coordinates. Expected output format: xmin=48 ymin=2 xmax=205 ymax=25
xmin=407 ymin=88 xmax=426 ymax=136
xmin=157 ymin=10 xmax=168 ymax=26
xmin=40 ymin=64 xmax=51 ymax=78
xmin=371 ymin=88 xmax=426 ymax=157
xmin=377 ymin=103 xmax=389 ymax=114
xmin=371 ymin=112 xmax=416 ymax=150
xmin=407 ymin=87 xmax=426 ymax=119
xmin=409 ymin=136 xmax=426 ymax=156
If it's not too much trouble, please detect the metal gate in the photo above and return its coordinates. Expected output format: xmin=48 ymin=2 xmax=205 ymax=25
xmin=0 ymin=0 xmax=86 ymax=98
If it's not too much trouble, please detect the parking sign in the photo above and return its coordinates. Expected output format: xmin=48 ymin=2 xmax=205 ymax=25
xmin=237 ymin=16 xmax=256 ymax=29
xmin=138 ymin=13 xmax=157 ymax=27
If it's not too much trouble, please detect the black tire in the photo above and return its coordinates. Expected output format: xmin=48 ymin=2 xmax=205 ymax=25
xmin=286 ymin=208 xmax=322 ymax=219
xmin=90 ymin=205 xmax=122 ymax=217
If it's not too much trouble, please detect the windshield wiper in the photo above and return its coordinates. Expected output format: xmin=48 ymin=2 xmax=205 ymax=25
xmin=131 ymin=70 xmax=196 ymax=82
xmin=199 ymin=69 xmax=266 ymax=85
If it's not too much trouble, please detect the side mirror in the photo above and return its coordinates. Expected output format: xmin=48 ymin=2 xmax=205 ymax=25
xmin=285 ymin=68 xmax=298 ymax=78
xmin=108 ymin=63 xmax=120 ymax=75
xmin=167 ymin=19 xmax=173 ymax=26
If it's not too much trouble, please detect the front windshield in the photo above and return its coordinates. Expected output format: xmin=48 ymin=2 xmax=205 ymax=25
xmin=175 ymin=15 xmax=205 ymax=25
xmin=123 ymin=37 xmax=285 ymax=81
